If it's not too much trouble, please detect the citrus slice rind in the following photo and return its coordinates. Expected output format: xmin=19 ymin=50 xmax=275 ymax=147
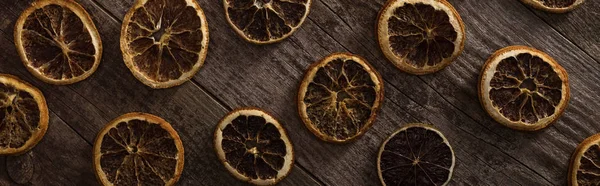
xmin=569 ymin=133 xmax=600 ymax=186
xmin=93 ymin=113 xmax=184 ymax=186
xmin=298 ymin=53 xmax=384 ymax=143
xmin=377 ymin=123 xmax=455 ymax=186
xmin=0 ymin=74 xmax=48 ymax=155
xmin=223 ymin=0 xmax=312 ymax=44
xmin=377 ymin=0 xmax=465 ymax=75
xmin=14 ymin=0 xmax=102 ymax=85
xmin=479 ymin=46 xmax=570 ymax=131
xmin=121 ymin=0 xmax=209 ymax=89
xmin=520 ymin=0 xmax=585 ymax=13
xmin=214 ymin=107 xmax=294 ymax=185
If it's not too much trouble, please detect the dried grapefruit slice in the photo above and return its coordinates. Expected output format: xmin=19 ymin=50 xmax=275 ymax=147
xmin=298 ymin=53 xmax=384 ymax=143
xmin=569 ymin=133 xmax=600 ymax=186
xmin=377 ymin=0 xmax=465 ymax=75
xmin=224 ymin=0 xmax=312 ymax=44
xmin=214 ymin=107 xmax=294 ymax=185
xmin=521 ymin=0 xmax=585 ymax=13
xmin=479 ymin=46 xmax=570 ymax=131
xmin=378 ymin=123 xmax=455 ymax=186
xmin=121 ymin=0 xmax=209 ymax=89
xmin=14 ymin=0 xmax=102 ymax=85
xmin=93 ymin=113 xmax=184 ymax=186
xmin=0 ymin=74 xmax=48 ymax=155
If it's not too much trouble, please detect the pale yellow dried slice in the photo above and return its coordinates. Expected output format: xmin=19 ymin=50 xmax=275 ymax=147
xmin=520 ymin=0 xmax=585 ymax=13
xmin=93 ymin=113 xmax=184 ymax=186
xmin=0 ymin=74 xmax=48 ymax=155
xmin=14 ymin=0 xmax=102 ymax=85
xmin=298 ymin=53 xmax=384 ymax=143
xmin=121 ymin=0 xmax=209 ymax=89
xmin=214 ymin=107 xmax=294 ymax=185
xmin=479 ymin=46 xmax=570 ymax=131
xmin=377 ymin=0 xmax=465 ymax=75
xmin=378 ymin=123 xmax=455 ymax=186
xmin=569 ymin=133 xmax=600 ymax=186
xmin=224 ymin=0 xmax=312 ymax=44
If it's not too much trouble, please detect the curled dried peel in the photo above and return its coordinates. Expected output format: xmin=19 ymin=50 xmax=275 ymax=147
xmin=479 ymin=46 xmax=569 ymax=131
xmin=93 ymin=113 xmax=184 ymax=186
xmin=224 ymin=0 xmax=312 ymax=44
xmin=214 ymin=108 xmax=294 ymax=185
xmin=14 ymin=0 xmax=102 ymax=85
xmin=0 ymin=74 xmax=48 ymax=155
xmin=377 ymin=0 xmax=465 ymax=75
xmin=298 ymin=53 xmax=384 ymax=143
xmin=569 ymin=133 xmax=600 ymax=186
xmin=121 ymin=0 xmax=209 ymax=89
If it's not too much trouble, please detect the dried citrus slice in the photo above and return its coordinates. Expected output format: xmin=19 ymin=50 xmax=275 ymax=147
xmin=377 ymin=0 xmax=465 ymax=75
xmin=378 ymin=123 xmax=455 ymax=186
xmin=224 ymin=0 xmax=312 ymax=44
xmin=0 ymin=74 xmax=48 ymax=155
xmin=121 ymin=0 xmax=209 ymax=89
xmin=479 ymin=46 xmax=570 ymax=131
xmin=14 ymin=0 xmax=102 ymax=85
xmin=93 ymin=113 xmax=184 ymax=186
xmin=569 ymin=133 xmax=600 ymax=186
xmin=298 ymin=53 xmax=384 ymax=143
xmin=214 ymin=107 xmax=294 ymax=185
xmin=520 ymin=0 xmax=585 ymax=13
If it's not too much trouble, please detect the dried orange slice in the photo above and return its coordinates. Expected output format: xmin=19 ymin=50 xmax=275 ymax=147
xmin=569 ymin=133 xmax=600 ymax=186
xmin=378 ymin=123 xmax=455 ymax=186
xmin=14 ymin=0 xmax=102 ymax=85
xmin=93 ymin=113 xmax=184 ymax=186
xmin=224 ymin=0 xmax=312 ymax=44
xmin=0 ymin=74 xmax=48 ymax=155
xmin=298 ymin=53 xmax=384 ymax=143
xmin=377 ymin=0 xmax=465 ymax=75
xmin=520 ymin=0 xmax=585 ymax=13
xmin=479 ymin=46 xmax=570 ymax=131
xmin=121 ymin=0 xmax=209 ymax=89
xmin=214 ymin=107 xmax=294 ymax=185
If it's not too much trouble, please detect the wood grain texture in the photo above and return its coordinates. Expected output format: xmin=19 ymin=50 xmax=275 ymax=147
xmin=0 ymin=0 xmax=598 ymax=185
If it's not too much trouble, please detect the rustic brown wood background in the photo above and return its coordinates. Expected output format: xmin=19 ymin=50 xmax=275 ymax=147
xmin=0 ymin=0 xmax=598 ymax=185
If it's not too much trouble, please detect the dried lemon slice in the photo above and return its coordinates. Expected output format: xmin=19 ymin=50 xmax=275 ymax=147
xmin=378 ymin=123 xmax=455 ymax=186
xmin=93 ymin=113 xmax=184 ymax=186
xmin=224 ymin=0 xmax=312 ymax=44
xmin=479 ymin=46 xmax=570 ymax=131
xmin=569 ymin=133 xmax=600 ymax=186
xmin=14 ymin=0 xmax=102 ymax=85
xmin=214 ymin=107 xmax=294 ymax=185
xmin=298 ymin=53 xmax=384 ymax=143
xmin=377 ymin=0 xmax=465 ymax=75
xmin=520 ymin=0 xmax=585 ymax=13
xmin=121 ymin=0 xmax=209 ymax=89
xmin=0 ymin=74 xmax=48 ymax=155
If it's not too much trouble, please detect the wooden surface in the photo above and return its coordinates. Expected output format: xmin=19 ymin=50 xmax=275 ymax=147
xmin=0 ymin=0 xmax=598 ymax=185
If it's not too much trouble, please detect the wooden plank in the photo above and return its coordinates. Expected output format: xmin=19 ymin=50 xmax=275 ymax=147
xmin=525 ymin=0 xmax=600 ymax=62
xmin=0 ymin=112 xmax=96 ymax=185
xmin=0 ymin=0 xmax=322 ymax=185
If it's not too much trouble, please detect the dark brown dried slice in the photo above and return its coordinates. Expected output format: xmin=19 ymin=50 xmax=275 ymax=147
xmin=520 ymin=0 xmax=585 ymax=13
xmin=377 ymin=0 xmax=465 ymax=75
xmin=378 ymin=123 xmax=455 ymax=186
xmin=93 ymin=113 xmax=184 ymax=186
xmin=479 ymin=46 xmax=570 ymax=131
xmin=0 ymin=74 xmax=48 ymax=155
xmin=569 ymin=133 xmax=600 ymax=186
xmin=14 ymin=0 xmax=102 ymax=85
xmin=121 ymin=0 xmax=209 ymax=89
xmin=298 ymin=53 xmax=384 ymax=143
xmin=214 ymin=107 xmax=294 ymax=185
xmin=224 ymin=0 xmax=312 ymax=44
